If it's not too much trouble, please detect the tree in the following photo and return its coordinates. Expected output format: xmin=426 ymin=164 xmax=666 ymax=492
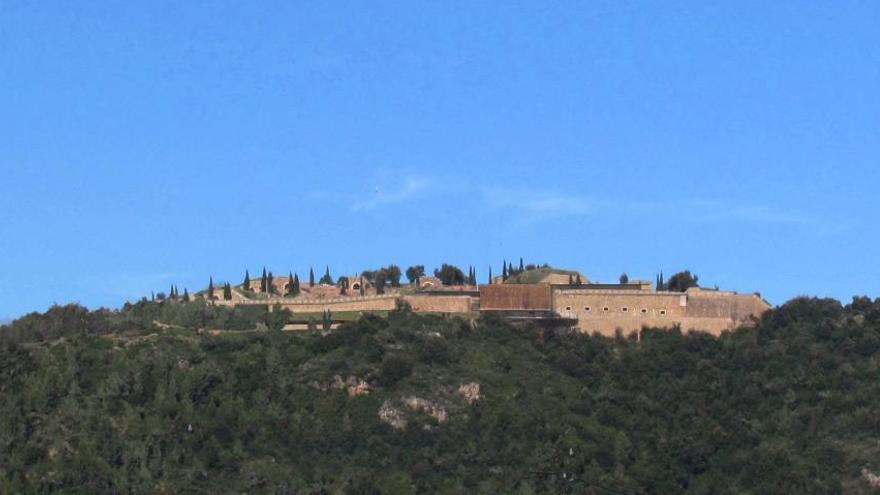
xmin=267 ymin=271 xmax=275 ymax=294
xmin=406 ymin=265 xmax=425 ymax=285
xmin=434 ymin=264 xmax=465 ymax=286
xmin=287 ymin=273 xmax=295 ymax=297
xmin=519 ymin=257 xmax=524 ymax=272
xmin=318 ymin=266 xmax=333 ymax=285
xmin=182 ymin=288 xmax=190 ymax=302
xmin=170 ymin=284 xmax=176 ymax=301
xmin=657 ymin=272 xmax=666 ymax=291
xmin=261 ymin=268 xmax=268 ymax=293
xmin=375 ymin=270 xmax=387 ymax=295
xmin=322 ymin=310 xmax=332 ymax=331
xmin=385 ymin=265 xmax=402 ymax=287
xmin=488 ymin=266 xmax=493 ymax=284
xmin=619 ymin=273 xmax=629 ymax=284
xmin=243 ymin=270 xmax=251 ymax=291
xmin=666 ymin=270 xmax=699 ymax=292
xmin=292 ymin=273 xmax=301 ymax=296
xmin=502 ymin=261 xmax=508 ymax=281
xmin=208 ymin=277 xmax=215 ymax=300
xmin=309 ymin=267 xmax=315 ymax=287
xmin=378 ymin=356 xmax=413 ymax=386
xmin=223 ymin=283 xmax=232 ymax=300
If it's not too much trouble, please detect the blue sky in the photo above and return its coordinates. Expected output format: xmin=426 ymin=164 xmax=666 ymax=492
xmin=1 ymin=1 xmax=878 ymax=318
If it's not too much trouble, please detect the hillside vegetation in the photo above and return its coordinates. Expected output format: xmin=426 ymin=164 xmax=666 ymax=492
xmin=1 ymin=297 xmax=880 ymax=493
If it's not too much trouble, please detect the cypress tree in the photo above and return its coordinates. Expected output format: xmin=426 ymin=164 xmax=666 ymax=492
xmin=488 ymin=266 xmax=493 ymax=284
xmin=170 ymin=284 xmax=176 ymax=300
xmin=261 ymin=268 xmax=268 ymax=293
xmin=293 ymin=273 xmax=301 ymax=296
xmin=183 ymin=288 xmax=190 ymax=302
xmin=223 ymin=283 xmax=232 ymax=300
xmin=502 ymin=261 xmax=508 ymax=281
xmin=267 ymin=271 xmax=274 ymax=294
xmin=309 ymin=267 xmax=315 ymax=287
xmin=243 ymin=270 xmax=251 ymax=291
xmin=287 ymin=272 xmax=295 ymax=296
xmin=320 ymin=266 xmax=333 ymax=285
xmin=519 ymin=257 xmax=524 ymax=272
xmin=208 ymin=277 xmax=214 ymax=300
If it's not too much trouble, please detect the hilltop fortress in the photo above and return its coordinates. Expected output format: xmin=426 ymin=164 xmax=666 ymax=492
xmin=203 ymin=266 xmax=770 ymax=337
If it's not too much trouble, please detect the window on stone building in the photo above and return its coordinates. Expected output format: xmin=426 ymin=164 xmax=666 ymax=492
xmin=603 ymin=306 xmax=609 ymax=312
xmin=584 ymin=306 xmax=591 ymax=312
xmin=659 ymin=309 xmax=667 ymax=316
xmin=621 ymin=307 xmax=629 ymax=312
xmin=640 ymin=308 xmax=648 ymax=314
xmin=565 ymin=306 xmax=572 ymax=311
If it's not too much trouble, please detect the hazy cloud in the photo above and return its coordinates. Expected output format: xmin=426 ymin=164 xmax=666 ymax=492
xmin=482 ymin=188 xmax=607 ymax=219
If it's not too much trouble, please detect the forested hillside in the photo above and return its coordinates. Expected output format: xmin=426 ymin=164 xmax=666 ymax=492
xmin=1 ymin=297 xmax=880 ymax=493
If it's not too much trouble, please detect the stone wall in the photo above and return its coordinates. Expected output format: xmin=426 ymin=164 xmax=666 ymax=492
xmin=553 ymin=288 xmax=769 ymax=337
xmin=215 ymin=294 xmax=399 ymax=313
xmin=403 ymin=295 xmax=475 ymax=313
xmin=479 ymin=284 xmax=552 ymax=311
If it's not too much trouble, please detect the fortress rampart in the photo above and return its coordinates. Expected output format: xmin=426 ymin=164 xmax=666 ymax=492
xmin=210 ymin=272 xmax=770 ymax=336
xmin=552 ymin=287 xmax=768 ymax=336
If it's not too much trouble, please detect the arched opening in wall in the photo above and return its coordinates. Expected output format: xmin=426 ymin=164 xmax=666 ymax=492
xmin=422 ymin=282 xmax=434 ymax=288
xmin=584 ymin=306 xmax=591 ymax=312
xmin=603 ymin=306 xmax=609 ymax=312
xmin=565 ymin=306 xmax=572 ymax=311
xmin=621 ymin=307 xmax=629 ymax=313
xmin=352 ymin=283 xmax=361 ymax=291
xmin=640 ymin=308 xmax=648 ymax=315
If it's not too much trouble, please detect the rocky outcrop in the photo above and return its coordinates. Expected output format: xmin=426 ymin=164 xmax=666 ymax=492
xmin=402 ymin=396 xmax=448 ymax=424
xmin=332 ymin=375 xmax=371 ymax=397
xmin=862 ymin=468 xmax=880 ymax=488
xmin=378 ymin=401 xmax=406 ymax=430
xmin=458 ymin=382 xmax=482 ymax=404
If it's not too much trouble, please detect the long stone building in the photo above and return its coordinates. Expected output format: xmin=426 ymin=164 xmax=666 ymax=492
xmin=212 ymin=269 xmax=770 ymax=337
